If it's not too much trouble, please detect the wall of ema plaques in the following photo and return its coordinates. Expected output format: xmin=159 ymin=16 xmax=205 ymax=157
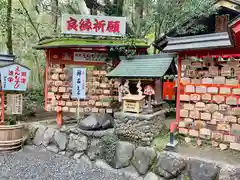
xmin=179 ymin=57 xmax=240 ymax=150
xmin=46 ymin=64 xmax=119 ymax=114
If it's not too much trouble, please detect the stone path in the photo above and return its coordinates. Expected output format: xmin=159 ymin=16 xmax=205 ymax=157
xmin=0 ymin=146 xmax=135 ymax=180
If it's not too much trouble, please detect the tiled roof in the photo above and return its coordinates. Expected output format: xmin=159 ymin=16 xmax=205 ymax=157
xmin=163 ymin=32 xmax=232 ymax=52
xmin=106 ymin=53 xmax=176 ymax=78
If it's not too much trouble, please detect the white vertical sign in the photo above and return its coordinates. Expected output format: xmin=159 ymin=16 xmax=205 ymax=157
xmin=72 ymin=68 xmax=86 ymax=99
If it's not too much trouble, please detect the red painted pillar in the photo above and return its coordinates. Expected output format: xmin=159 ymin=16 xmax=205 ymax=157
xmin=176 ymin=56 xmax=182 ymax=123
xmin=56 ymin=63 xmax=65 ymax=127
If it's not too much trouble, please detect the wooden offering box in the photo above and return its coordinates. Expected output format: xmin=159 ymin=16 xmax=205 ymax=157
xmin=122 ymin=95 xmax=145 ymax=114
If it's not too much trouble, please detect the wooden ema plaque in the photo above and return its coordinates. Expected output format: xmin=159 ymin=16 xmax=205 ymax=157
xmin=122 ymin=94 xmax=145 ymax=114
xmin=7 ymin=94 xmax=23 ymax=115
xmin=215 ymin=15 xmax=229 ymax=33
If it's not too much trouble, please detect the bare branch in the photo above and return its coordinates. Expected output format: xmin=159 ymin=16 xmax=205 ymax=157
xmin=18 ymin=0 xmax=41 ymax=40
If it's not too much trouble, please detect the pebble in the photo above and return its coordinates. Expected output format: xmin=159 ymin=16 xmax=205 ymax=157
xmin=0 ymin=146 xmax=135 ymax=180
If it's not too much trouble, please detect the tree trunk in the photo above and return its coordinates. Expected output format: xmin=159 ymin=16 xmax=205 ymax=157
xmin=113 ymin=0 xmax=124 ymax=16
xmin=6 ymin=0 xmax=13 ymax=55
xmin=135 ymin=0 xmax=144 ymax=37
xmin=51 ymin=0 xmax=59 ymax=33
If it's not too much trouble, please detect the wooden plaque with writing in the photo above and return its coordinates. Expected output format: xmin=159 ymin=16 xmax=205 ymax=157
xmin=215 ymin=15 xmax=229 ymax=33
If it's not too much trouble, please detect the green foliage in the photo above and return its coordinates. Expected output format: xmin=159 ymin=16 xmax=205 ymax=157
xmin=124 ymin=0 xmax=217 ymax=38
xmin=184 ymin=175 xmax=191 ymax=180
xmin=4 ymin=114 xmax=18 ymax=125
xmin=22 ymin=88 xmax=44 ymax=118
xmin=99 ymin=134 xmax=118 ymax=165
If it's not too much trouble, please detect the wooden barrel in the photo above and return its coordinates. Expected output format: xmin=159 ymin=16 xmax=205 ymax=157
xmin=0 ymin=124 xmax=24 ymax=151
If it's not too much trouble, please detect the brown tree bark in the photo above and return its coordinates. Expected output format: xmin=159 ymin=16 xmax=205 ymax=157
xmin=51 ymin=0 xmax=59 ymax=32
xmin=6 ymin=0 xmax=13 ymax=55
xmin=135 ymin=0 xmax=144 ymax=37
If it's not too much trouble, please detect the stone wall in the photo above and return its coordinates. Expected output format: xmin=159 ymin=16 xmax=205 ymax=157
xmin=114 ymin=110 xmax=167 ymax=146
xmin=25 ymin=122 xmax=240 ymax=180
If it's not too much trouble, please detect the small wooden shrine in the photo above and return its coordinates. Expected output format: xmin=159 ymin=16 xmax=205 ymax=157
xmin=106 ymin=53 xmax=177 ymax=114
xmin=154 ymin=16 xmax=240 ymax=151
xmin=34 ymin=14 xmax=149 ymax=126
xmin=0 ymin=54 xmax=15 ymax=123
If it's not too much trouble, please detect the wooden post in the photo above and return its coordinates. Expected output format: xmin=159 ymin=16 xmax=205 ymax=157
xmin=1 ymin=90 xmax=4 ymax=124
xmin=154 ymin=78 xmax=162 ymax=102
xmin=176 ymin=56 xmax=182 ymax=122
xmin=44 ymin=50 xmax=49 ymax=111
xmin=56 ymin=63 xmax=65 ymax=127
xmin=56 ymin=111 xmax=62 ymax=127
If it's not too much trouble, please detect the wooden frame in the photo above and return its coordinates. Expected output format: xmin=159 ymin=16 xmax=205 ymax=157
xmin=0 ymin=90 xmax=4 ymax=124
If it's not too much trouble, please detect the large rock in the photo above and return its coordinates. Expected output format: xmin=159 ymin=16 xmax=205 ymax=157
xmin=92 ymin=128 xmax=114 ymax=138
xmin=46 ymin=144 xmax=59 ymax=153
xmin=114 ymin=141 xmax=135 ymax=169
xmin=218 ymin=169 xmax=233 ymax=180
xmin=67 ymin=133 xmax=88 ymax=152
xmin=119 ymin=165 xmax=140 ymax=179
xmin=76 ymin=155 xmax=92 ymax=168
xmin=188 ymin=160 xmax=220 ymax=180
xmin=132 ymin=147 xmax=157 ymax=175
xmin=65 ymin=150 xmax=74 ymax=158
xmin=88 ymin=139 xmax=100 ymax=160
xmin=54 ymin=131 xmax=68 ymax=151
xmin=231 ymin=169 xmax=240 ymax=180
xmin=78 ymin=114 xmax=114 ymax=130
xmin=26 ymin=124 xmax=39 ymax=144
xmin=94 ymin=159 xmax=116 ymax=172
xmin=144 ymin=172 xmax=159 ymax=180
xmin=32 ymin=125 xmax=47 ymax=146
xmin=155 ymin=153 xmax=186 ymax=179
xmin=42 ymin=128 xmax=56 ymax=146
xmin=73 ymin=152 xmax=84 ymax=159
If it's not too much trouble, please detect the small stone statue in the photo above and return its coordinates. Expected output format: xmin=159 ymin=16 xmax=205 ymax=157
xmin=136 ymin=80 xmax=143 ymax=96
xmin=123 ymin=80 xmax=130 ymax=95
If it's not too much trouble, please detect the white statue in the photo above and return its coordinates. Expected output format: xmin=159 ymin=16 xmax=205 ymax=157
xmin=136 ymin=80 xmax=143 ymax=95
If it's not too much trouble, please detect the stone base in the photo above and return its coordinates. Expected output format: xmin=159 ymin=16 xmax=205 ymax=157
xmin=166 ymin=140 xmax=178 ymax=148
xmin=26 ymin=122 xmax=240 ymax=180
xmin=114 ymin=110 xmax=167 ymax=146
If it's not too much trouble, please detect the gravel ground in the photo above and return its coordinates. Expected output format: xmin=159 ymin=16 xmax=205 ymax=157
xmin=0 ymin=146 xmax=136 ymax=180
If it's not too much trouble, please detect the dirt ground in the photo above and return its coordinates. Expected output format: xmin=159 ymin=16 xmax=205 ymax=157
xmin=175 ymin=143 xmax=240 ymax=166
xmin=24 ymin=110 xmax=56 ymax=122
xmin=24 ymin=109 xmax=76 ymax=123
